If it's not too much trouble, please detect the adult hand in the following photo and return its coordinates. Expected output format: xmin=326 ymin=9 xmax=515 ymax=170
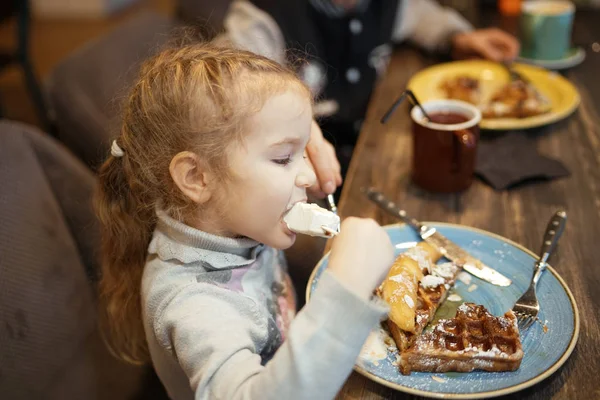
xmin=305 ymin=120 xmax=343 ymax=198
xmin=451 ymin=28 xmax=520 ymax=62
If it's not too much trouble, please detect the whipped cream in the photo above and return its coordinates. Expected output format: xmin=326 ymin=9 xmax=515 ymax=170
xmin=447 ymin=294 xmax=463 ymax=302
xmin=283 ymin=203 xmax=340 ymax=238
xmin=358 ymin=328 xmax=392 ymax=365
xmin=420 ymin=275 xmax=446 ymax=289
xmin=432 ymin=262 xmax=457 ymax=279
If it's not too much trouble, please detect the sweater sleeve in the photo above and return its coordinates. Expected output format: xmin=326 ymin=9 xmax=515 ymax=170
xmin=391 ymin=0 xmax=473 ymax=52
xmin=154 ymin=270 xmax=388 ymax=400
xmin=215 ymin=0 xmax=286 ymax=65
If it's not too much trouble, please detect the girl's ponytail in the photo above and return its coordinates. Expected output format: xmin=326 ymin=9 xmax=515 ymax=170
xmin=95 ymin=151 xmax=155 ymax=364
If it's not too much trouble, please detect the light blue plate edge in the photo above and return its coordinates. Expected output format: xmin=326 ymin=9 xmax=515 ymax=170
xmin=305 ymin=222 xmax=580 ymax=399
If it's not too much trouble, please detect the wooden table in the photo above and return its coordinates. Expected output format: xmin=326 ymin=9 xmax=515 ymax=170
xmin=333 ymin=9 xmax=600 ymax=400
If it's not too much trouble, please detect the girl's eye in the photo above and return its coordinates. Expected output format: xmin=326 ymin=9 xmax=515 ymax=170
xmin=272 ymin=156 xmax=292 ymax=166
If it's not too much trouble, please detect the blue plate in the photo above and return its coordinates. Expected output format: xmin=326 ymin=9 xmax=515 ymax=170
xmin=306 ymin=223 xmax=579 ymax=399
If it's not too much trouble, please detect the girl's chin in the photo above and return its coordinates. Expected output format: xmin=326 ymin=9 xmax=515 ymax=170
xmin=278 ymin=232 xmax=297 ymax=250
xmin=267 ymin=227 xmax=296 ymax=250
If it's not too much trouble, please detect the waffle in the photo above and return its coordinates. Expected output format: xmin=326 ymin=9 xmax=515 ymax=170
xmin=440 ymin=76 xmax=481 ymax=105
xmin=399 ymin=303 xmax=523 ymax=375
xmin=482 ymin=80 xmax=551 ymax=119
xmin=380 ymin=244 xmax=460 ymax=353
xmin=441 ymin=76 xmax=551 ymax=119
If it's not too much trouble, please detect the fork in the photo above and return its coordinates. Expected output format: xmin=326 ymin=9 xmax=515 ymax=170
xmin=512 ymin=210 xmax=567 ymax=331
xmin=321 ymin=194 xmax=340 ymax=236
xmin=502 ymin=60 xmax=529 ymax=83
xmin=326 ymin=194 xmax=338 ymax=215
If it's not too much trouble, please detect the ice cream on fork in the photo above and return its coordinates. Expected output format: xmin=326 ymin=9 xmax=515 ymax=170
xmin=284 ymin=202 xmax=340 ymax=238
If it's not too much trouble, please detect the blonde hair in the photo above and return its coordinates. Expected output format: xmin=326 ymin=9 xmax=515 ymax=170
xmin=94 ymin=42 xmax=311 ymax=364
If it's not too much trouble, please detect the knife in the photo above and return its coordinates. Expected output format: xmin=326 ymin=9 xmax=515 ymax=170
xmin=364 ymin=187 xmax=512 ymax=287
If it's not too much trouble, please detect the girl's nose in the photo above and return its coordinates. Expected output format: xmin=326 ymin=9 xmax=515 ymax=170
xmin=295 ymin=157 xmax=317 ymax=188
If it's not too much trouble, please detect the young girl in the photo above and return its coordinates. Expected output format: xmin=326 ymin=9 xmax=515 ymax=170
xmin=95 ymin=43 xmax=395 ymax=400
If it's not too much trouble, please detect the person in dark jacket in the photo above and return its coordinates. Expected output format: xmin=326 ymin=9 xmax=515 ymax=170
xmin=219 ymin=0 xmax=519 ymax=181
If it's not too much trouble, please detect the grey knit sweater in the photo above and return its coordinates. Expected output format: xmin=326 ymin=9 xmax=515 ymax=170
xmin=141 ymin=210 xmax=388 ymax=400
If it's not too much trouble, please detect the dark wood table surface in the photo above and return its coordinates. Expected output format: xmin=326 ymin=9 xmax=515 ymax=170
xmin=332 ymin=8 xmax=600 ymax=400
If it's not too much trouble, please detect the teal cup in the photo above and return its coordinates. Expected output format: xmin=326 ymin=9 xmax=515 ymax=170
xmin=520 ymin=1 xmax=575 ymax=61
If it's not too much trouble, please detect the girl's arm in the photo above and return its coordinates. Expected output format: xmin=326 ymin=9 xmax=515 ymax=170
xmin=154 ymin=270 xmax=387 ymax=400
xmin=391 ymin=0 xmax=473 ymax=53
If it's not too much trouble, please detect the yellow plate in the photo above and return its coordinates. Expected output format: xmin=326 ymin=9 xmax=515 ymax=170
xmin=407 ymin=60 xmax=580 ymax=130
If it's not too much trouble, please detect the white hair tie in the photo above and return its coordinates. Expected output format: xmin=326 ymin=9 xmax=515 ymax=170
xmin=111 ymin=140 xmax=124 ymax=158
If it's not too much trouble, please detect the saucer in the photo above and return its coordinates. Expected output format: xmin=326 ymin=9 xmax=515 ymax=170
xmin=517 ymin=47 xmax=586 ymax=70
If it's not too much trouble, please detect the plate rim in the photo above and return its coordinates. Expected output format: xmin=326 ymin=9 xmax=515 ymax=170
xmin=406 ymin=60 xmax=581 ymax=131
xmin=305 ymin=222 xmax=580 ymax=399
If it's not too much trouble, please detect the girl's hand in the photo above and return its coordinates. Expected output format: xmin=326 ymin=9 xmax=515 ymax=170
xmin=305 ymin=120 xmax=343 ymax=198
xmin=327 ymin=217 xmax=395 ymax=300
xmin=451 ymin=28 xmax=520 ymax=62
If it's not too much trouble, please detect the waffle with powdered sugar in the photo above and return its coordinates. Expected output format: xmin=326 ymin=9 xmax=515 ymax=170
xmin=399 ymin=303 xmax=524 ymax=375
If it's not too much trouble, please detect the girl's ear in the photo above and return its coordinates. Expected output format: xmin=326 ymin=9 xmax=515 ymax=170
xmin=169 ymin=151 xmax=214 ymax=204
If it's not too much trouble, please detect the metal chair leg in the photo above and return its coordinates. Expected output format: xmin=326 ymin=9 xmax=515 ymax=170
xmin=16 ymin=0 xmax=56 ymax=135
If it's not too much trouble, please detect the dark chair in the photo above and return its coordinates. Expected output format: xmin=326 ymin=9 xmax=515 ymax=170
xmin=0 ymin=120 xmax=150 ymax=399
xmin=46 ymin=1 xmax=232 ymax=169
xmin=0 ymin=0 xmax=53 ymax=133
xmin=46 ymin=11 xmax=176 ymax=168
